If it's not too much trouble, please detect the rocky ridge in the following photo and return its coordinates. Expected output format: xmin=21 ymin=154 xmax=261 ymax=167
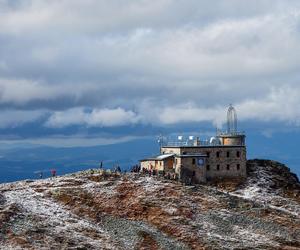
xmin=0 ymin=159 xmax=299 ymax=250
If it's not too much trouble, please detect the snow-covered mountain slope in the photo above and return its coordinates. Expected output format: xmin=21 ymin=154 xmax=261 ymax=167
xmin=0 ymin=160 xmax=299 ymax=250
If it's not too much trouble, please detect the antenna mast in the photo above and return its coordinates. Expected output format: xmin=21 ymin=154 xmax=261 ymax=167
xmin=227 ymin=104 xmax=237 ymax=134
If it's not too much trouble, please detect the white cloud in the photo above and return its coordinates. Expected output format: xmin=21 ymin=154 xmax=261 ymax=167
xmin=237 ymin=86 xmax=300 ymax=124
xmin=0 ymin=135 xmax=145 ymax=148
xmin=157 ymin=105 xmax=225 ymax=127
xmin=1 ymin=0 xmax=288 ymax=35
xmin=0 ymin=79 xmax=98 ymax=106
xmin=43 ymin=84 xmax=300 ymax=129
xmin=145 ymin=86 xmax=300 ymax=127
xmin=45 ymin=107 xmax=140 ymax=128
xmin=0 ymin=109 xmax=45 ymax=128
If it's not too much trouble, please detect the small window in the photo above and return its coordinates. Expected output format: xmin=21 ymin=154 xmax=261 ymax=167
xmin=227 ymin=164 xmax=230 ymax=170
xmin=192 ymin=158 xmax=196 ymax=165
xmin=237 ymin=151 xmax=241 ymax=158
xmin=206 ymin=165 xmax=210 ymax=171
xmin=216 ymin=152 xmax=220 ymax=158
xmin=227 ymin=152 xmax=230 ymax=158
xmin=182 ymin=151 xmax=187 ymax=155
xmin=237 ymin=164 xmax=240 ymax=170
xmin=175 ymin=159 xmax=178 ymax=164
xmin=217 ymin=165 xmax=220 ymax=171
xmin=207 ymin=152 xmax=210 ymax=158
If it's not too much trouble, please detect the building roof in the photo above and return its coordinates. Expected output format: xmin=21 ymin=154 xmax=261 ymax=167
xmin=161 ymin=145 xmax=246 ymax=149
xmin=156 ymin=154 xmax=175 ymax=160
xmin=140 ymin=153 xmax=208 ymax=162
xmin=140 ymin=153 xmax=175 ymax=162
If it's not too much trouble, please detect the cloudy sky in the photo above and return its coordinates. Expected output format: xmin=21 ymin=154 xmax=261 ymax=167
xmin=0 ymin=0 xmax=300 ymax=145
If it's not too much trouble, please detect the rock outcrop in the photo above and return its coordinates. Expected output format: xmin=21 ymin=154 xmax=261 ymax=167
xmin=0 ymin=160 xmax=299 ymax=249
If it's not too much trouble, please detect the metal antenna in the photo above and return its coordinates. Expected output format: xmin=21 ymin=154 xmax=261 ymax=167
xmin=227 ymin=104 xmax=237 ymax=134
xmin=157 ymin=134 xmax=163 ymax=152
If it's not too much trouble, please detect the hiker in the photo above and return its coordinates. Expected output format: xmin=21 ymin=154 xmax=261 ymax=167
xmin=100 ymin=161 xmax=103 ymax=169
xmin=131 ymin=165 xmax=136 ymax=173
xmin=132 ymin=165 xmax=140 ymax=173
xmin=113 ymin=165 xmax=120 ymax=173
xmin=135 ymin=165 xmax=138 ymax=172
xmin=51 ymin=169 xmax=57 ymax=177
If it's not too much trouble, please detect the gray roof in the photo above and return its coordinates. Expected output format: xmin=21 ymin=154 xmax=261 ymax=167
xmin=140 ymin=153 xmax=208 ymax=162
xmin=140 ymin=153 xmax=175 ymax=162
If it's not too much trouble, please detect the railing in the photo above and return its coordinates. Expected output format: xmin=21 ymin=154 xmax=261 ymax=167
xmin=217 ymin=131 xmax=245 ymax=136
xmin=162 ymin=140 xmax=210 ymax=147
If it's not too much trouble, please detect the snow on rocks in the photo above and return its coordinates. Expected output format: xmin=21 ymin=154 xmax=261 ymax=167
xmin=231 ymin=160 xmax=300 ymax=217
xmin=0 ymin=179 xmax=119 ymax=249
xmin=0 ymin=160 xmax=299 ymax=250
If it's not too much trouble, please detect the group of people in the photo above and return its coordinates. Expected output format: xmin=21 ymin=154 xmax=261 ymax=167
xmin=113 ymin=165 xmax=122 ymax=173
xmin=36 ymin=169 xmax=57 ymax=179
xmin=133 ymin=166 xmax=179 ymax=181
xmin=131 ymin=164 xmax=141 ymax=173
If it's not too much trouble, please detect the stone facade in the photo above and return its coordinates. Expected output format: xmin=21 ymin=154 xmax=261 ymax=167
xmin=140 ymin=155 xmax=174 ymax=173
xmin=140 ymin=139 xmax=247 ymax=184
xmin=161 ymin=145 xmax=247 ymax=183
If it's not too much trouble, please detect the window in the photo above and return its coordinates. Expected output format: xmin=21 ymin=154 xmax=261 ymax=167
xmin=216 ymin=152 xmax=220 ymax=158
xmin=237 ymin=151 xmax=241 ymax=158
xmin=192 ymin=158 xmax=196 ymax=165
xmin=207 ymin=152 xmax=210 ymax=158
xmin=198 ymin=158 xmax=205 ymax=166
xmin=206 ymin=165 xmax=210 ymax=171
xmin=237 ymin=164 xmax=240 ymax=170
xmin=182 ymin=151 xmax=187 ymax=155
xmin=175 ymin=159 xmax=178 ymax=165
xmin=227 ymin=164 xmax=230 ymax=170
xmin=227 ymin=152 xmax=230 ymax=158
xmin=217 ymin=165 xmax=220 ymax=171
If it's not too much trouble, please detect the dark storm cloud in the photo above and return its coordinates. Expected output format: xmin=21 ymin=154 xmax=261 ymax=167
xmin=0 ymin=0 xmax=300 ymax=132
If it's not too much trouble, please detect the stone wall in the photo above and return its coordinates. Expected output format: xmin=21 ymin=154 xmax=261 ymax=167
xmin=175 ymin=156 xmax=206 ymax=183
xmin=140 ymin=158 xmax=175 ymax=172
xmin=162 ymin=146 xmax=247 ymax=182
xmin=204 ymin=147 xmax=247 ymax=180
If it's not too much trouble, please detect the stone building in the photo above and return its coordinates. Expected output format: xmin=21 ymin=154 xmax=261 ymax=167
xmin=140 ymin=105 xmax=247 ymax=183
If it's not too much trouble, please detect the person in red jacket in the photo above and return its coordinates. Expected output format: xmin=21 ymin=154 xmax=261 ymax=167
xmin=51 ymin=169 xmax=57 ymax=177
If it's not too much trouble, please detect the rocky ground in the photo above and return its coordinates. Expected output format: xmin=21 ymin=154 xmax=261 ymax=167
xmin=0 ymin=160 xmax=299 ymax=250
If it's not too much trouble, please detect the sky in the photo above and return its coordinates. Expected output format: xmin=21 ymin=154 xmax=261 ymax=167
xmin=0 ymin=0 xmax=300 ymax=150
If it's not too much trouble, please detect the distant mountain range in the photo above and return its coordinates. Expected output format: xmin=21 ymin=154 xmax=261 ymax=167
xmin=0 ymin=139 xmax=158 ymax=183
xmin=0 ymin=131 xmax=299 ymax=184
